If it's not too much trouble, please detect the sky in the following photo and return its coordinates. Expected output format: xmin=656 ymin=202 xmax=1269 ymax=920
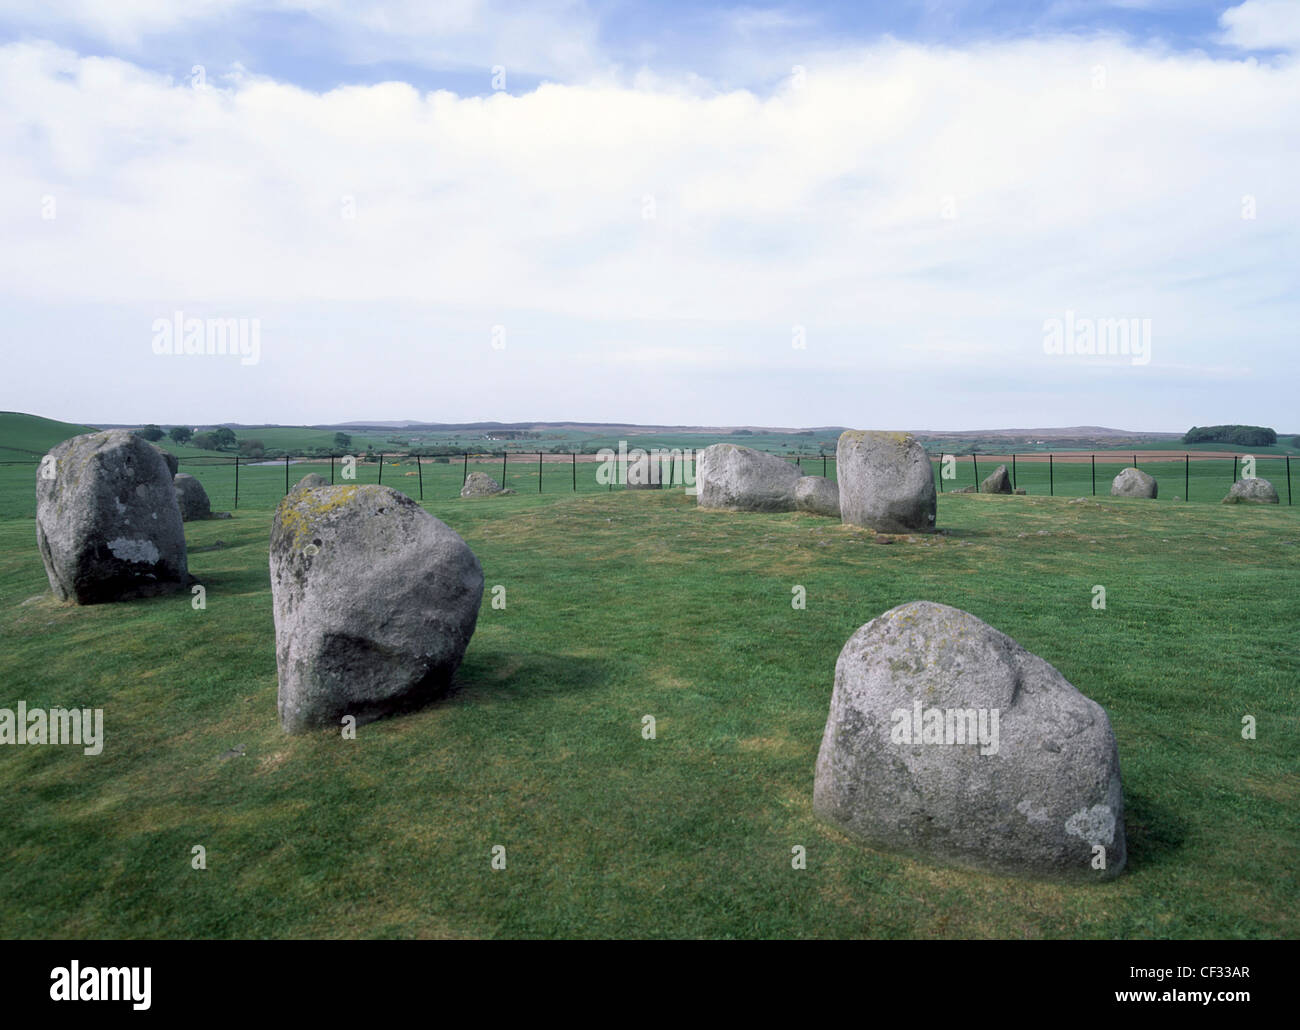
xmin=0 ymin=0 xmax=1297 ymax=431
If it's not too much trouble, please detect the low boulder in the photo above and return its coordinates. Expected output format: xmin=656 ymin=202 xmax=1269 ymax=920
xmin=174 ymin=474 xmax=211 ymax=521
xmin=814 ymin=601 xmax=1125 ymax=882
xmin=270 ymin=484 xmax=484 ymax=733
xmin=1013 ymin=487 xmax=1028 ymax=495
xmin=695 ymin=444 xmax=803 ymax=512
xmin=460 ymin=471 xmax=512 ymax=497
xmin=948 ymin=485 xmax=975 ymax=494
xmin=795 ymin=476 xmax=840 ymax=517
xmin=35 ymin=430 xmax=189 ymax=604
xmin=981 ymin=465 xmax=1012 ymax=494
xmin=1110 ymin=467 xmax=1157 ymax=499
xmin=837 ymin=431 xmax=937 ymax=532
xmin=1222 ymin=478 xmax=1279 ymax=504
xmin=296 ymin=473 xmax=328 ymax=490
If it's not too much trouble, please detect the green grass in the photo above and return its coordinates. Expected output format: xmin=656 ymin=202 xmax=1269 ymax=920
xmin=0 ymin=460 xmax=1296 ymax=939
xmin=0 ymin=412 xmax=101 ymax=459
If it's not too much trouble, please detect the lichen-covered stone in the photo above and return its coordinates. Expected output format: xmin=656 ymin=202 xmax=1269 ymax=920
xmin=981 ymin=465 xmax=1012 ymax=494
xmin=795 ymin=475 xmax=840 ymax=517
xmin=837 ymin=430 xmax=937 ymax=532
xmin=174 ymin=473 xmax=211 ymax=521
xmin=814 ymin=601 xmax=1125 ymax=882
xmin=1222 ymin=478 xmax=1279 ymax=504
xmin=695 ymin=444 xmax=803 ymax=512
xmin=270 ymin=484 xmax=483 ymax=733
xmin=35 ymin=430 xmax=189 ymax=604
xmin=1110 ymin=467 xmax=1157 ymax=499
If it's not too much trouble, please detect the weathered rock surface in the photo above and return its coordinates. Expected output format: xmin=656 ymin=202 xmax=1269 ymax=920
xmin=35 ymin=430 xmax=189 ymax=604
xmin=296 ymin=473 xmax=328 ymax=490
xmin=1222 ymin=478 xmax=1279 ymax=504
xmin=837 ymin=431 xmax=937 ymax=533
xmin=795 ymin=476 xmax=840 ymax=517
xmin=695 ymin=444 xmax=803 ymax=512
xmin=270 ymin=484 xmax=484 ymax=733
xmin=173 ymin=473 xmax=211 ymax=521
xmin=460 ymin=471 xmax=509 ymax=497
xmin=157 ymin=448 xmax=179 ymax=476
xmin=814 ymin=600 xmax=1125 ymax=882
xmin=981 ymin=465 xmax=1012 ymax=494
xmin=1110 ymin=467 xmax=1157 ymax=499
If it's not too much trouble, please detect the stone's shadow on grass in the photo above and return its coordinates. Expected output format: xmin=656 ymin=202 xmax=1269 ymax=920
xmin=443 ymin=649 xmax=612 ymax=709
xmin=1122 ymin=790 xmax=1187 ymax=872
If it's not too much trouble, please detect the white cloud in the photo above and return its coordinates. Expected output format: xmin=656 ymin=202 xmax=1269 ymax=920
xmin=1219 ymin=0 xmax=1300 ymax=51
xmin=0 ymin=33 xmax=1296 ymax=427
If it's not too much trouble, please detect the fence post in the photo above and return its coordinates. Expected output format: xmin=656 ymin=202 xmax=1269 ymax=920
xmin=822 ymin=453 xmax=827 ymax=477
xmin=417 ymin=455 xmax=423 ymax=500
xmin=330 ymin=454 xmax=335 ymax=485
xmin=502 ymin=451 xmax=507 ymax=486
xmin=938 ymin=454 xmax=945 ymax=493
xmin=284 ymin=454 xmax=290 ymax=495
xmin=1233 ymin=455 xmax=1238 ymax=483
xmin=538 ymin=452 xmax=542 ymax=493
xmin=1185 ymin=454 xmax=1189 ymax=501
xmin=1133 ymin=453 xmax=1137 ymax=469
xmin=463 ymin=453 xmax=468 ymax=484
xmin=1091 ymin=454 xmax=1095 ymax=495
xmin=1012 ymin=454 xmax=1017 ymax=489
xmin=1049 ymin=453 xmax=1054 ymax=496
xmin=376 ymin=453 xmax=382 ymax=485
xmin=572 ymin=452 xmax=576 ymax=491
xmin=1288 ymin=454 xmax=1292 ymax=505
xmin=972 ymin=454 xmax=980 ymax=492
xmin=234 ymin=454 xmax=239 ymax=509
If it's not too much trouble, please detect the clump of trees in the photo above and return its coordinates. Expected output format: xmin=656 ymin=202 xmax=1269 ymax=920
xmin=1183 ymin=425 xmax=1276 ymax=446
xmin=136 ymin=425 xmax=165 ymax=441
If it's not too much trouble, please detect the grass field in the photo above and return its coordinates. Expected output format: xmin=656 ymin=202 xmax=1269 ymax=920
xmin=0 ymin=456 xmax=1296 ymax=939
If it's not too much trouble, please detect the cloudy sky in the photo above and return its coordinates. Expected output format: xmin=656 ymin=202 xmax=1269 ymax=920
xmin=1 ymin=1 xmax=1296 ymax=431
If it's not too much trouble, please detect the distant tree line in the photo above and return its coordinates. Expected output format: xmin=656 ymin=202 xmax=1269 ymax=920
xmin=1183 ymin=425 xmax=1276 ymax=446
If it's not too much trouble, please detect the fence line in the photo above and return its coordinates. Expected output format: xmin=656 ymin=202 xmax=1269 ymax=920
xmin=3 ymin=449 xmax=1294 ymax=510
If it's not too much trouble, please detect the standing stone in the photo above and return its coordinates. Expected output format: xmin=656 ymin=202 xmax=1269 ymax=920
xmin=795 ymin=476 xmax=840 ymax=517
xmin=35 ymin=430 xmax=189 ymax=604
xmin=460 ymin=471 xmax=511 ymax=497
xmin=174 ymin=474 xmax=212 ymax=521
xmin=270 ymin=484 xmax=484 ymax=733
xmin=1110 ymin=467 xmax=1157 ymax=499
xmin=814 ymin=601 xmax=1125 ymax=882
xmin=836 ymin=431 xmax=937 ymax=532
xmin=1222 ymin=478 xmax=1279 ymax=504
xmin=695 ymin=444 xmax=804 ymax=512
xmin=981 ymin=464 xmax=1012 ymax=494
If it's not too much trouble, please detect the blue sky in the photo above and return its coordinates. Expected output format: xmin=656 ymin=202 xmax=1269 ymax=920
xmin=0 ymin=1 xmax=1297 ymax=430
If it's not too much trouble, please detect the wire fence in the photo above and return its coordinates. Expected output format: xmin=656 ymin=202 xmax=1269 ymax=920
xmin=2 ymin=449 xmax=1293 ymax=514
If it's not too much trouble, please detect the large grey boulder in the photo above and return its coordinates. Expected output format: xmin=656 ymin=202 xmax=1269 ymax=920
xmin=624 ymin=449 xmax=664 ymax=489
xmin=795 ymin=476 xmax=840 ymax=517
xmin=270 ymin=484 xmax=484 ymax=733
xmin=1110 ymin=467 xmax=1157 ymax=499
xmin=173 ymin=473 xmax=211 ymax=521
xmin=837 ymin=431 xmax=937 ymax=532
xmin=695 ymin=443 xmax=803 ymax=512
xmin=1222 ymin=478 xmax=1279 ymax=504
xmin=981 ymin=464 xmax=1012 ymax=494
xmin=814 ymin=601 xmax=1125 ymax=882
xmin=35 ymin=430 xmax=189 ymax=604
xmin=460 ymin=471 xmax=512 ymax=497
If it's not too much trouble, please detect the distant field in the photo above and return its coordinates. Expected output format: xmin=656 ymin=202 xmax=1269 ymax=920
xmin=0 ymin=412 xmax=101 ymax=459
xmin=0 ymin=464 xmax=1295 ymax=938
